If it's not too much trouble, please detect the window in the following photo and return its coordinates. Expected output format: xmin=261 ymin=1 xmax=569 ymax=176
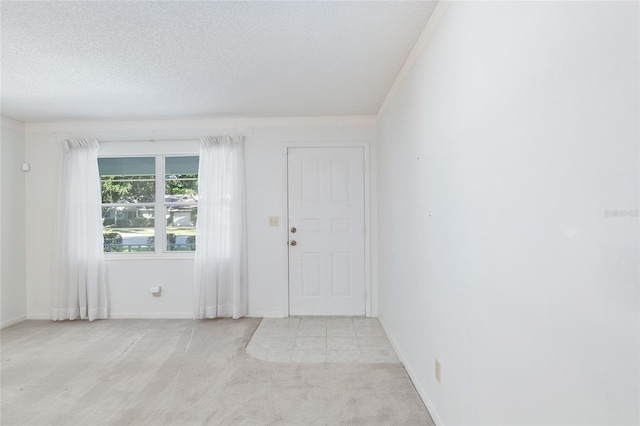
xmin=99 ymin=155 xmax=199 ymax=254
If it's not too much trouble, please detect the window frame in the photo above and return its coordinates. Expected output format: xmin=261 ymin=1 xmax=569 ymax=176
xmin=99 ymin=153 xmax=199 ymax=259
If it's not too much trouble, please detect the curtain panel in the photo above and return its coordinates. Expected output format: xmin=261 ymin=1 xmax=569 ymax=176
xmin=52 ymin=139 xmax=108 ymax=321
xmin=194 ymin=135 xmax=248 ymax=319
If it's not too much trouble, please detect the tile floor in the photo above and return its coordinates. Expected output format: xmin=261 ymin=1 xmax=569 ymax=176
xmin=246 ymin=316 xmax=400 ymax=363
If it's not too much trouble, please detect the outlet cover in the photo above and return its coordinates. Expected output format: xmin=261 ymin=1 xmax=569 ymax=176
xmin=268 ymin=216 xmax=279 ymax=226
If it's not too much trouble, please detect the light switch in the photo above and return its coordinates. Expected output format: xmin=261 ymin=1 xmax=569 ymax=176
xmin=268 ymin=216 xmax=279 ymax=226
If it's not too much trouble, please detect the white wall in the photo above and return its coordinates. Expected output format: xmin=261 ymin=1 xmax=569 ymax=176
xmin=377 ymin=2 xmax=639 ymax=425
xmin=24 ymin=117 xmax=376 ymax=319
xmin=1 ymin=116 xmax=27 ymax=328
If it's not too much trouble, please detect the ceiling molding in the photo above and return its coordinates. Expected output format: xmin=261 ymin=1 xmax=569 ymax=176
xmin=376 ymin=0 xmax=452 ymax=119
xmin=24 ymin=115 xmax=378 ymax=133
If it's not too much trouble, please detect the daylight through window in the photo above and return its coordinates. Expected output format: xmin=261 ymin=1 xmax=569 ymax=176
xmin=98 ymin=155 xmax=199 ymax=254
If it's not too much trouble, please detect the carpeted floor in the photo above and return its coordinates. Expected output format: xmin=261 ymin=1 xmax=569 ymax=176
xmin=1 ymin=318 xmax=434 ymax=425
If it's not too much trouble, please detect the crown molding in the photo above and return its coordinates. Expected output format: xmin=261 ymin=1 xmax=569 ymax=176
xmin=376 ymin=0 xmax=451 ymax=119
xmin=24 ymin=115 xmax=377 ymax=133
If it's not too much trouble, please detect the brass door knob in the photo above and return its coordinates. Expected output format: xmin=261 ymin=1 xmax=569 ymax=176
xmin=290 ymin=240 xmax=297 ymax=246
xmin=290 ymin=227 xmax=297 ymax=233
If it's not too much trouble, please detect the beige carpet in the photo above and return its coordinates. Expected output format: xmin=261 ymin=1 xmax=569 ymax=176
xmin=1 ymin=318 xmax=434 ymax=425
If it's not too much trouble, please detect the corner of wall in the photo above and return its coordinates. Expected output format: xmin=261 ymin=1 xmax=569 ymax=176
xmin=375 ymin=0 xmax=451 ymax=120
xmin=0 ymin=115 xmax=28 ymax=328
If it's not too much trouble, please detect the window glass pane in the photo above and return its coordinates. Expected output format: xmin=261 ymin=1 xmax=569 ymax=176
xmin=102 ymin=206 xmax=155 ymax=253
xmin=99 ymin=157 xmax=156 ymax=203
xmin=165 ymin=156 xmax=199 ymax=175
xmin=165 ymin=156 xmax=198 ymax=203
xmin=166 ymin=205 xmax=197 ymax=251
xmin=101 ymin=176 xmax=155 ymax=203
xmin=98 ymin=157 xmax=155 ymax=175
xmin=165 ymin=178 xmax=198 ymax=202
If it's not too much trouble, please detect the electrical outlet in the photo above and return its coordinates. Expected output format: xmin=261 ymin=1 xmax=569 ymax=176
xmin=435 ymin=359 xmax=441 ymax=383
xmin=268 ymin=216 xmax=279 ymax=226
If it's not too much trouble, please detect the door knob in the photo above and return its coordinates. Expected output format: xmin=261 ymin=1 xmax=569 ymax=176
xmin=290 ymin=227 xmax=297 ymax=233
xmin=290 ymin=240 xmax=297 ymax=246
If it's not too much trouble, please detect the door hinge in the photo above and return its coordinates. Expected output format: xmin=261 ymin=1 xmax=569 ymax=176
xmin=362 ymin=226 xmax=366 ymax=238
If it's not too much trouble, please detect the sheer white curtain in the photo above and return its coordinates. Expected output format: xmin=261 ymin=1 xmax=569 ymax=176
xmin=52 ymin=139 xmax=108 ymax=321
xmin=194 ymin=135 xmax=248 ymax=319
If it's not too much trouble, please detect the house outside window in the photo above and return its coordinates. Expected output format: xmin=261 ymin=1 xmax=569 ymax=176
xmin=99 ymin=155 xmax=199 ymax=254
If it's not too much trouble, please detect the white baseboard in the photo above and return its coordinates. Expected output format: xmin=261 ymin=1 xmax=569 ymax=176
xmin=1 ymin=315 xmax=27 ymax=329
xmin=378 ymin=316 xmax=444 ymax=426
xmin=245 ymin=312 xmax=375 ymax=318
xmin=109 ymin=312 xmax=193 ymax=319
xmin=247 ymin=311 xmax=287 ymax=318
xmin=26 ymin=314 xmax=49 ymax=320
xmin=27 ymin=312 xmax=279 ymax=320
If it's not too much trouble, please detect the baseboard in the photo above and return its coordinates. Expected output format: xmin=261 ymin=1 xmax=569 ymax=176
xmin=245 ymin=312 xmax=374 ymax=318
xmin=1 ymin=315 xmax=27 ymax=329
xmin=27 ymin=312 xmax=276 ymax=320
xmin=247 ymin=311 xmax=287 ymax=318
xmin=378 ymin=316 xmax=445 ymax=426
xmin=109 ymin=312 xmax=193 ymax=319
xmin=26 ymin=314 xmax=49 ymax=320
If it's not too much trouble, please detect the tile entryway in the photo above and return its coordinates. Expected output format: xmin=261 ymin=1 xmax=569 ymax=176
xmin=246 ymin=317 xmax=400 ymax=363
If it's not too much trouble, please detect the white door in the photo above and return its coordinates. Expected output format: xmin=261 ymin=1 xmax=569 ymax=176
xmin=287 ymin=147 xmax=366 ymax=316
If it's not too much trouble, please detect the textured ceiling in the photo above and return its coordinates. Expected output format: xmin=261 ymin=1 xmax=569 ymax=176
xmin=1 ymin=1 xmax=437 ymax=122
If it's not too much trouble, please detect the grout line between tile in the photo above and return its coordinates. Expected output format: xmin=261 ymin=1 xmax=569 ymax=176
xmin=250 ymin=316 xmax=396 ymax=364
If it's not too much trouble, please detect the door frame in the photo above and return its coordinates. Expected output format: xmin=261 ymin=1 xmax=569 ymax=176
xmin=282 ymin=141 xmax=372 ymax=317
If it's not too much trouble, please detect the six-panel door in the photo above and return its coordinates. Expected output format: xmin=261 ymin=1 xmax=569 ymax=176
xmin=287 ymin=147 xmax=365 ymax=316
